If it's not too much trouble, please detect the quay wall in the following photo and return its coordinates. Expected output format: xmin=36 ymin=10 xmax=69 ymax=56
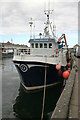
xmin=51 ymin=55 xmax=78 ymax=119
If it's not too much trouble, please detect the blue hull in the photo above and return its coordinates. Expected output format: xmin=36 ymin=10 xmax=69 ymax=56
xmin=13 ymin=61 xmax=65 ymax=88
xmin=13 ymin=61 xmax=66 ymax=119
xmin=2 ymin=52 xmax=13 ymax=58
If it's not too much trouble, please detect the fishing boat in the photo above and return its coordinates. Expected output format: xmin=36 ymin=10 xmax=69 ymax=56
xmin=13 ymin=10 xmax=68 ymax=91
xmin=2 ymin=47 xmax=14 ymax=58
xmin=12 ymin=9 xmax=71 ymax=119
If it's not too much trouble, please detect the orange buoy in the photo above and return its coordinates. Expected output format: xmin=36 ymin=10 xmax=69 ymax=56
xmin=58 ymin=69 xmax=62 ymax=76
xmin=63 ymin=71 xmax=70 ymax=79
xmin=69 ymin=57 xmax=71 ymax=60
xmin=56 ymin=48 xmax=58 ymax=54
xmin=56 ymin=64 xmax=61 ymax=70
xmin=67 ymin=69 xmax=71 ymax=73
xmin=67 ymin=63 xmax=71 ymax=67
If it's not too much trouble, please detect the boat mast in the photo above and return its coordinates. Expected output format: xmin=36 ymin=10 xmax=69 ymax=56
xmin=44 ymin=0 xmax=56 ymax=38
xmin=44 ymin=10 xmax=53 ymax=38
xmin=44 ymin=1 xmax=57 ymax=39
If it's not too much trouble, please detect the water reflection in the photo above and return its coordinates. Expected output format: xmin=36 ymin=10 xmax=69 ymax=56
xmin=2 ymin=58 xmax=20 ymax=118
xmin=13 ymin=82 xmax=62 ymax=120
xmin=2 ymin=58 xmax=15 ymax=71
xmin=1 ymin=57 xmax=62 ymax=119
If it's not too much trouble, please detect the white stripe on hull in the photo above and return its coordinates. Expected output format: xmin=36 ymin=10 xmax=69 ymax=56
xmin=21 ymin=81 xmax=62 ymax=91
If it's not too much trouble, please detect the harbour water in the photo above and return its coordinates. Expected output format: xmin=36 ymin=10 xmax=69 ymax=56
xmin=2 ymin=58 xmax=20 ymax=119
xmin=0 ymin=59 xmax=2 ymax=119
xmin=1 ymin=58 xmax=62 ymax=119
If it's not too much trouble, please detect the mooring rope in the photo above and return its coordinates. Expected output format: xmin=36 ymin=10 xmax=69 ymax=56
xmin=40 ymin=56 xmax=62 ymax=120
xmin=41 ymin=56 xmax=47 ymax=120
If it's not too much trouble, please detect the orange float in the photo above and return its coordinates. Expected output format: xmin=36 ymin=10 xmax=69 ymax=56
xmin=63 ymin=71 xmax=70 ymax=79
xmin=56 ymin=64 xmax=61 ymax=70
xmin=69 ymin=57 xmax=71 ymax=60
xmin=67 ymin=63 xmax=71 ymax=67
xmin=67 ymin=69 xmax=71 ymax=73
xmin=56 ymin=48 xmax=58 ymax=54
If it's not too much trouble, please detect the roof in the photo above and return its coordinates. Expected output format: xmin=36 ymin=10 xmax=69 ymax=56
xmin=73 ymin=44 xmax=80 ymax=48
xmin=29 ymin=38 xmax=57 ymax=43
xmin=1 ymin=41 xmax=28 ymax=47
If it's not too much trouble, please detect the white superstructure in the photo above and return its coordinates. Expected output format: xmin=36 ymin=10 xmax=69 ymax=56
xmin=13 ymin=9 xmax=67 ymax=67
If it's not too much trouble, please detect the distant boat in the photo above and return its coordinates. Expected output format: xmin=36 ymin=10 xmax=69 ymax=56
xmin=2 ymin=47 xmax=14 ymax=58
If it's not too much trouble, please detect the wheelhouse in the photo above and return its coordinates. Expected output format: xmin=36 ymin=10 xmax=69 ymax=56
xmin=29 ymin=38 xmax=58 ymax=56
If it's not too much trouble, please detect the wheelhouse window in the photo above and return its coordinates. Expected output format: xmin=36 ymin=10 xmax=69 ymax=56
xmin=40 ymin=43 xmax=43 ymax=48
xmin=31 ymin=43 xmax=34 ymax=48
xmin=44 ymin=43 xmax=47 ymax=48
xmin=49 ymin=43 xmax=52 ymax=48
xmin=35 ymin=43 xmax=38 ymax=48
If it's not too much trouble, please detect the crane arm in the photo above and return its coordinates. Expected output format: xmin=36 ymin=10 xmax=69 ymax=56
xmin=58 ymin=34 xmax=67 ymax=46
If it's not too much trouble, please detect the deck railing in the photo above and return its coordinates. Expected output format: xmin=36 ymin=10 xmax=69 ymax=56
xmin=14 ymin=48 xmax=30 ymax=56
xmin=14 ymin=47 xmax=67 ymax=58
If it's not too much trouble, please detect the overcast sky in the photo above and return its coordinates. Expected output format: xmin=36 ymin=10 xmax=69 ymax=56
xmin=0 ymin=0 xmax=79 ymax=47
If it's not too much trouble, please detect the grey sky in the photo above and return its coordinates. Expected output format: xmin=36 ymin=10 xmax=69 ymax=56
xmin=0 ymin=0 xmax=79 ymax=48
xmin=0 ymin=0 xmax=78 ymax=34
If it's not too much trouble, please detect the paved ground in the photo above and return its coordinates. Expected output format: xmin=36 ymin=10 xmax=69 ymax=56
xmin=68 ymin=57 xmax=80 ymax=119
xmin=78 ymin=58 xmax=80 ymax=118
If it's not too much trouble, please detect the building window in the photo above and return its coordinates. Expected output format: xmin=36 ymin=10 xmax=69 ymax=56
xmin=44 ymin=43 xmax=47 ymax=48
xmin=49 ymin=43 xmax=52 ymax=48
xmin=40 ymin=43 xmax=43 ymax=48
xmin=35 ymin=43 xmax=38 ymax=48
xmin=31 ymin=43 xmax=34 ymax=48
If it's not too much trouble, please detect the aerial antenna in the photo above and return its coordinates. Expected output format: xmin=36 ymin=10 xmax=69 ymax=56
xmin=52 ymin=5 xmax=56 ymax=37
xmin=44 ymin=0 xmax=46 ymax=11
xmin=11 ymin=38 xmax=13 ymax=44
xmin=33 ymin=20 xmax=35 ymax=39
xmin=53 ymin=24 xmax=56 ymax=36
xmin=48 ymin=0 xmax=50 ymax=10
xmin=29 ymin=17 xmax=33 ymax=39
xmin=44 ymin=9 xmax=53 ymax=38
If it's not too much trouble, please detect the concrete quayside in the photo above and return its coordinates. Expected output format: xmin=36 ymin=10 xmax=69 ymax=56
xmin=51 ymin=55 xmax=79 ymax=119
